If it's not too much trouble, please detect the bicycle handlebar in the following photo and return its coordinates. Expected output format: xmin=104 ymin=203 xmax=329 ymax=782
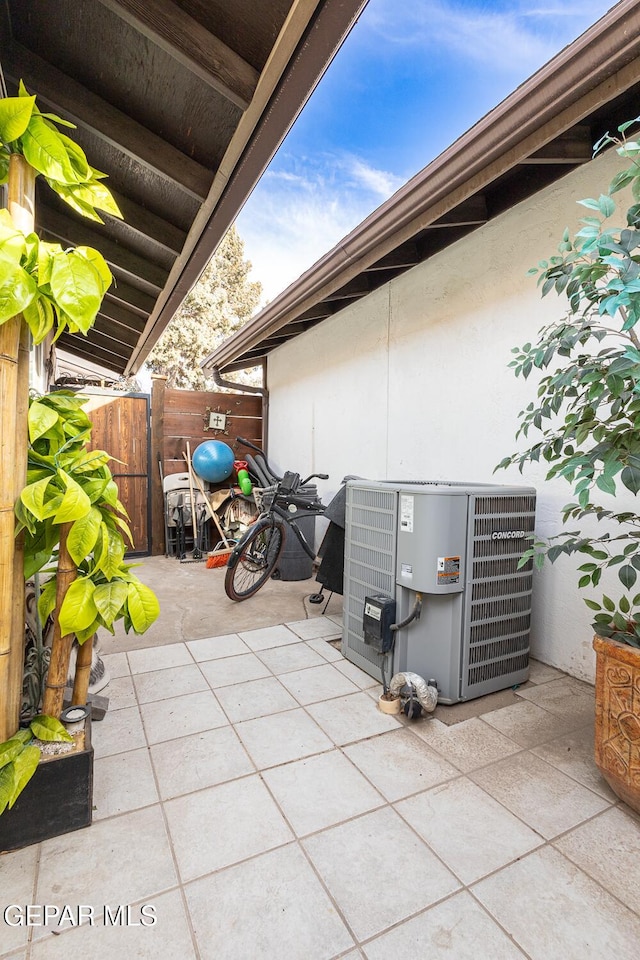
xmin=235 ymin=437 xmax=329 ymax=487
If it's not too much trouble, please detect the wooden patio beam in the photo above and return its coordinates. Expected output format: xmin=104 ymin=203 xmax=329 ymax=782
xmin=521 ymin=126 xmax=593 ymax=164
xmin=3 ymin=41 xmax=212 ymax=200
xmin=96 ymin=0 xmax=259 ymax=110
xmin=37 ymin=205 xmax=170 ymax=294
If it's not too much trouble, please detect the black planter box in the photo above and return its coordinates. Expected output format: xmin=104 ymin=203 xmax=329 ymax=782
xmin=0 ymin=717 xmax=93 ymax=852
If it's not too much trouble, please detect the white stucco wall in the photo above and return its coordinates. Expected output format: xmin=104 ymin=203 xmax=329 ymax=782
xmin=266 ymin=148 xmax=627 ymax=682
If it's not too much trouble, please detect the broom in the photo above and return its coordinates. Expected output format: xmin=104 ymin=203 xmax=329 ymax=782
xmin=184 ymin=455 xmax=234 ymax=568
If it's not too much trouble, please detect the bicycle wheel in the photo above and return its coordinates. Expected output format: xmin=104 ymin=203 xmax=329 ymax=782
xmin=224 ymin=519 xmax=286 ymax=600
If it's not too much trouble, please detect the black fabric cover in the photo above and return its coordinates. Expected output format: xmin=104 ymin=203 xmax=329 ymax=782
xmin=316 ymin=523 xmax=345 ymax=595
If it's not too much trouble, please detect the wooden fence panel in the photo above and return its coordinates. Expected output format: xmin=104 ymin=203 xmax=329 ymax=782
xmin=150 ymin=379 xmax=263 ymax=554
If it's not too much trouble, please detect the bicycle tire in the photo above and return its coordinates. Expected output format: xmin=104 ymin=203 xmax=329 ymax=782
xmin=224 ymin=519 xmax=286 ymax=601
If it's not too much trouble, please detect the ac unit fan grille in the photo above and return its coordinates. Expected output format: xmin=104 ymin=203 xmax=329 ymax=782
xmin=472 ymin=594 xmax=532 ymax=621
xmin=470 ymin=613 xmax=531 ymax=644
xmin=468 ymin=634 xmax=529 ymax=665
xmin=463 ymin=492 xmax=535 ymax=695
xmin=471 ymin=573 xmax=533 ymax=602
xmin=475 ymin=495 xmax=536 ymax=516
xmin=468 ymin=652 xmax=529 ymax=686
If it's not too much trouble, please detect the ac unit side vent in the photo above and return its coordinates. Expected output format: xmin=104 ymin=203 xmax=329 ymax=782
xmin=349 ymin=543 xmax=394 ymax=572
xmin=348 ymin=562 xmax=394 ymax=593
xmin=475 ymin=495 xmax=536 ymax=515
xmin=350 ymin=507 xmax=396 ymax=532
xmin=471 ymin=614 xmax=531 ymax=644
xmin=468 ymin=652 xmax=530 ymax=687
xmin=471 ymin=574 xmax=533 ymax=602
xmin=350 ymin=489 xmax=397 ymax=511
xmin=347 ymin=529 xmax=394 ymax=553
xmin=471 ymin=594 xmax=532 ymax=621
xmin=468 ymin=634 xmax=530 ymax=664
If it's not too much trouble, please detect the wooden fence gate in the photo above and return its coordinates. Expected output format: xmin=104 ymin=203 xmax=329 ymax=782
xmin=81 ymin=391 xmax=151 ymax=555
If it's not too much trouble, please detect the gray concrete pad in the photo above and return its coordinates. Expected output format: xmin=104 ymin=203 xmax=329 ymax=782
xmin=104 ymin=555 xmax=342 ymax=654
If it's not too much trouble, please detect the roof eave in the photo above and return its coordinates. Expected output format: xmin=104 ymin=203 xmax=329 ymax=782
xmin=127 ymin=0 xmax=369 ymax=374
xmin=203 ymin=0 xmax=640 ymax=373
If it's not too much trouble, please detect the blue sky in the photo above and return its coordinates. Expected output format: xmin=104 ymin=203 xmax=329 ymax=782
xmin=235 ymin=0 xmax=615 ymax=304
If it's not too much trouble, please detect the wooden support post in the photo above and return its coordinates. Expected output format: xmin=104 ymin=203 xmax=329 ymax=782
xmin=150 ymin=375 xmax=167 ymax=555
xmin=0 ymin=154 xmax=35 ymax=740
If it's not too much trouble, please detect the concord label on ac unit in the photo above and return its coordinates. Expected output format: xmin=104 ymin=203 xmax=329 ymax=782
xmin=491 ymin=530 xmax=526 ymax=540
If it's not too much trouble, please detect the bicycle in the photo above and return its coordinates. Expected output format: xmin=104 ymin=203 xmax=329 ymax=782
xmin=224 ymin=437 xmax=329 ymax=601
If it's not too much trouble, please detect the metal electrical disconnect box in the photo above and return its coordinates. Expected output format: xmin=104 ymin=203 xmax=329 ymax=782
xmin=342 ymin=479 xmax=536 ymax=704
xmin=363 ymin=595 xmax=397 ymax=653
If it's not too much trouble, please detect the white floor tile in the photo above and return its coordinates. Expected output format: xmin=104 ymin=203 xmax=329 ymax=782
xmin=91 ymin=704 xmax=147 ymax=758
xmin=239 ymin=624 xmax=301 ymax=651
xmin=306 ymin=637 xmax=343 ymax=662
xmin=307 ymin=692 xmax=402 ymax=745
xmin=151 ymin=725 xmax=254 ymax=799
xmin=473 ymin=846 xmax=640 ymax=960
xmin=93 ymin=747 xmax=158 ymax=819
xmin=199 ymin=652 xmax=271 ymax=688
xmin=235 ymin=708 xmax=333 ymax=769
xmin=363 ymin=891 xmax=527 ymax=959
xmin=256 ymin=643 xmax=327 ymax=674
xmin=554 ymin=806 xmax=640 ymax=915
xmin=396 ymin=777 xmax=543 ymax=884
xmin=36 ymin=806 xmax=177 ymax=917
xmin=527 ymin=659 xmax=566 ymax=685
xmin=164 ymin=775 xmax=292 ymax=881
xmin=140 ymin=690 xmax=228 ymax=745
xmin=279 ymin=663 xmax=360 ymax=705
xmin=214 ymin=676 xmax=298 ymax=722
xmin=263 ymin=749 xmax=384 ymax=835
xmin=127 ymin=643 xmax=193 ymax=674
xmin=29 ymin=889 xmax=196 ymax=959
xmin=471 ymin=751 xmax=610 ymax=839
xmin=516 ymin=677 xmax=594 ymax=725
xmin=103 ymin=674 xmax=137 ymax=711
xmin=100 ymin=651 xmax=129 ymax=679
xmin=0 ymin=845 xmax=39 ymax=954
xmin=344 ymin=728 xmax=459 ymax=801
xmin=481 ymin=698 xmax=585 ymax=748
xmin=531 ymin=725 xmax=617 ymax=801
xmin=286 ymin=617 xmax=341 ymax=640
xmin=185 ymin=844 xmax=354 ymax=960
xmin=303 ymin=807 xmax=459 ymax=941
xmin=133 ymin=664 xmax=208 ymax=704
xmin=186 ymin=634 xmax=250 ymax=661
xmin=334 ymin=658 xmax=380 ymax=688
xmin=409 ymin=716 xmax=521 ymax=772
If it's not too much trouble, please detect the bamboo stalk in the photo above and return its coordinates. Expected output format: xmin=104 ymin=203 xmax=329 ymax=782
xmin=71 ymin=634 xmax=94 ymax=707
xmin=42 ymin=523 xmax=77 ymax=719
xmin=0 ymin=322 xmax=20 ymax=740
xmin=0 ymin=154 xmax=35 ymax=740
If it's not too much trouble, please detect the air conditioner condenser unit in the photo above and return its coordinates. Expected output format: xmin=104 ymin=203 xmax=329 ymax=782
xmin=342 ymin=480 xmax=536 ymax=704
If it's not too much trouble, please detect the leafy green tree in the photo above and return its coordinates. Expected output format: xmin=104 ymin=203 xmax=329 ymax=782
xmin=497 ymin=118 xmax=640 ymax=647
xmin=147 ymin=226 xmax=262 ymax=389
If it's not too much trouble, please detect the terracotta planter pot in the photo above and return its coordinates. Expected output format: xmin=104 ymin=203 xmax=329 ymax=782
xmin=593 ymin=636 xmax=640 ymax=815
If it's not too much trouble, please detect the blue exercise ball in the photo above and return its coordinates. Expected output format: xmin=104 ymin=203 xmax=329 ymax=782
xmin=192 ymin=440 xmax=235 ymax=484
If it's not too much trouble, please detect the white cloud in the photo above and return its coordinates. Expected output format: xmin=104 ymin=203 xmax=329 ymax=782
xmin=364 ymin=0 xmax=613 ymax=73
xmin=236 ymin=152 xmax=403 ymax=305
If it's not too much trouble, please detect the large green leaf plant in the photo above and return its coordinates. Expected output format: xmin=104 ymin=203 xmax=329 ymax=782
xmin=19 ymin=392 xmax=160 ymax=641
xmin=0 ymin=84 xmax=159 ymax=815
xmin=497 ymin=118 xmax=640 ymax=648
xmin=0 ymin=81 xmax=121 ymax=344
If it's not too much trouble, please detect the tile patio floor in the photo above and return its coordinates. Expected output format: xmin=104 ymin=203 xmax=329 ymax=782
xmin=2 ymin=614 xmax=640 ymax=959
